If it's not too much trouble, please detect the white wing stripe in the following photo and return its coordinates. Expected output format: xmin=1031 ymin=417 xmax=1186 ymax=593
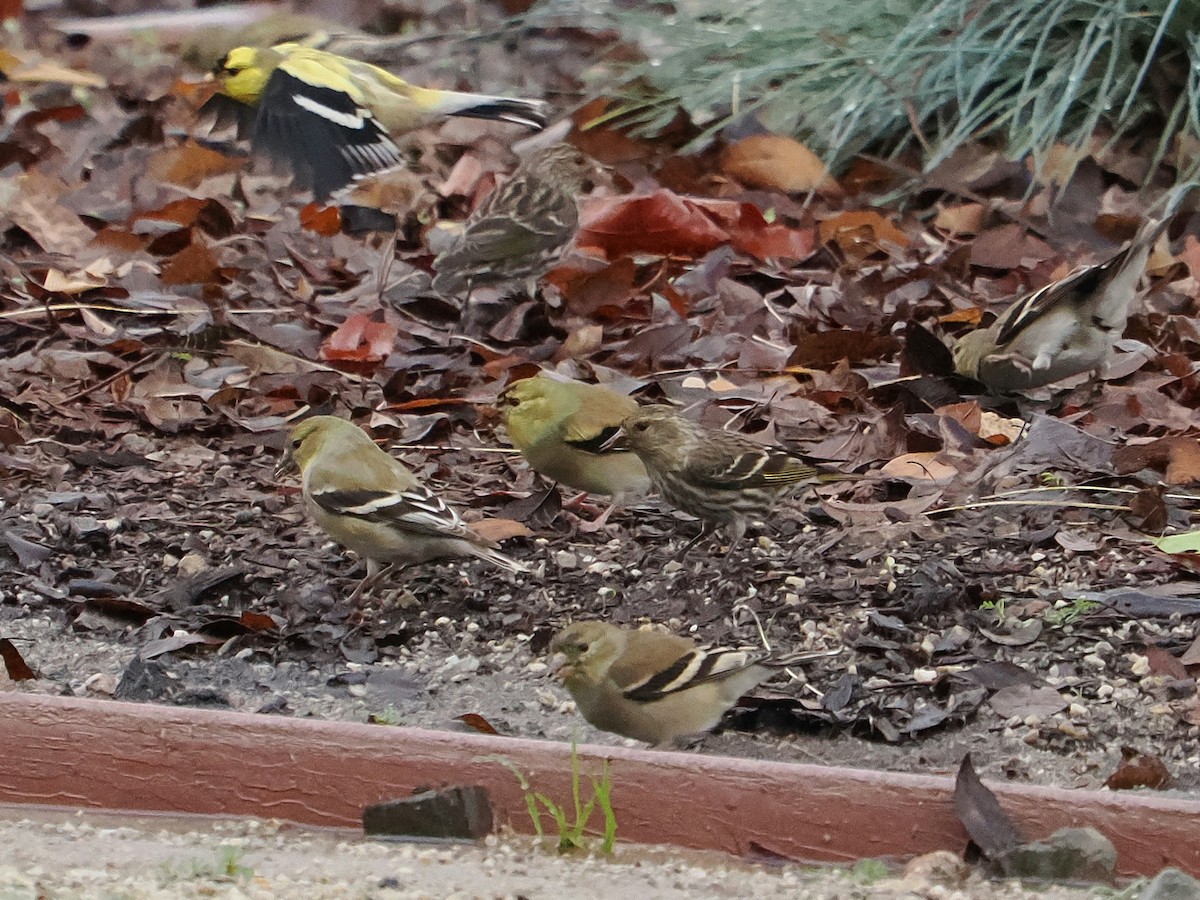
xmin=292 ymin=93 xmax=371 ymax=131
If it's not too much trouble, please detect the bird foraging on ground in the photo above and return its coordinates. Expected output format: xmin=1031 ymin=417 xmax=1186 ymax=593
xmin=499 ymin=373 xmax=650 ymax=525
xmin=202 ymin=43 xmax=549 ymax=199
xmin=431 ymin=144 xmax=596 ymax=298
xmin=278 ymin=416 xmax=525 ymax=601
xmin=548 ymin=620 xmax=837 ymax=745
xmin=952 ymin=210 xmax=1174 ymax=393
xmin=618 ymin=405 xmax=853 ymax=552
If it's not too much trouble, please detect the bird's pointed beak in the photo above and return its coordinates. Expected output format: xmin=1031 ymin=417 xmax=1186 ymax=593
xmin=547 ymin=651 xmax=573 ymax=679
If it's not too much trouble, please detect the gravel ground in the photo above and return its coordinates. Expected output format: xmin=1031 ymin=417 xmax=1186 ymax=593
xmin=4 ymin=580 xmax=1198 ymax=799
xmin=0 ymin=809 xmax=1137 ymax=900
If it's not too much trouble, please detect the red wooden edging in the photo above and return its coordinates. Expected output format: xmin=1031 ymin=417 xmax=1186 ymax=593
xmin=0 ymin=694 xmax=1196 ymax=876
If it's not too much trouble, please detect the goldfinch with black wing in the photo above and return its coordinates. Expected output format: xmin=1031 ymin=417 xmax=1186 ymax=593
xmin=279 ymin=416 xmax=525 ymax=600
xmin=499 ymin=373 xmax=651 ymax=501
xmin=204 ymin=43 xmax=549 ymax=199
xmin=548 ymin=620 xmax=836 ymax=745
xmin=952 ymin=211 xmax=1173 ymax=393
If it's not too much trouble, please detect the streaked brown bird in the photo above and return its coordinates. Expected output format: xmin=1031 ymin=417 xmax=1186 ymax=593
xmin=431 ymin=144 xmax=596 ymax=298
xmin=619 ymin=405 xmax=852 ymax=552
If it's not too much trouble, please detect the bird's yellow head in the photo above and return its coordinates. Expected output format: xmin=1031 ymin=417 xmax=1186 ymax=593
xmin=276 ymin=416 xmax=366 ymax=478
xmin=548 ymin=621 xmax=624 ymax=684
xmin=619 ymin=406 xmax=691 ymax=470
xmin=498 ymin=375 xmax=574 ymax=447
xmin=212 ymin=46 xmax=278 ymax=104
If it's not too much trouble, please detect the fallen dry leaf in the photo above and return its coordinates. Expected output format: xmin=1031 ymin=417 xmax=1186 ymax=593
xmin=579 ymin=190 xmax=729 ymax=259
xmin=818 ymin=209 xmax=910 ymax=257
xmin=5 ymin=171 xmax=95 ymax=256
xmin=6 ymin=56 xmax=107 ymax=88
xmin=41 ymin=266 xmax=108 ymax=294
xmin=148 ymin=140 xmax=245 ymax=188
xmin=969 ymin=224 xmax=1056 ymax=270
xmin=1113 ymin=435 xmax=1200 ymax=484
xmin=879 ymin=452 xmax=958 ymax=482
xmin=953 ymin=754 xmax=1023 ymax=860
xmin=470 ymin=517 xmax=533 ymax=544
xmin=720 ymin=134 xmax=839 ymax=194
xmin=934 ymin=203 xmax=986 ymax=236
xmin=320 ymin=314 xmax=398 ymax=363
xmin=300 ymin=203 xmax=342 ymax=236
xmin=0 ymin=638 xmax=36 ymax=681
xmin=456 ymin=712 xmax=501 ymax=735
xmin=1105 ymin=747 xmax=1171 ymax=790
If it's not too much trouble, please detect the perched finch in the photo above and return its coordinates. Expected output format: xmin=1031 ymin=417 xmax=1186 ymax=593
xmin=548 ymin=620 xmax=837 ymax=745
xmin=203 ymin=43 xmax=548 ymax=199
xmin=499 ymin=373 xmax=651 ymax=521
xmin=278 ymin=416 xmax=525 ymax=600
xmin=431 ymin=144 xmax=596 ymax=297
xmin=619 ymin=405 xmax=852 ymax=551
xmin=952 ymin=211 xmax=1173 ymax=392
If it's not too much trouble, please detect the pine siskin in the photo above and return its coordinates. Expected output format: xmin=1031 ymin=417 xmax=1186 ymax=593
xmin=431 ymin=144 xmax=596 ymax=297
xmin=278 ymin=416 xmax=525 ymax=600
xmin=203 ymin=43 xmax=548 ymax=199
xmin=619 ymin=405 xmax=852 ymax=551
xmin=548 ymin=620 xmax=837 ymax=745
xmin=952 ymin=211 xmax=1173 ymax=392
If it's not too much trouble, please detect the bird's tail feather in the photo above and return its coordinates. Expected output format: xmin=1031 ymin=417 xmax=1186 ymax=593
xmin=470 ymin=544 xmax=529 ymax=574
xmin=766 ymin=648 xmax=844 ymax=668
xmin=438 ymin=95 xmax=549 ymax=131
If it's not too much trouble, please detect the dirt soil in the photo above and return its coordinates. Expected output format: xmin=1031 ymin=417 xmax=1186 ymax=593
xmin=1 ymin=425 xmax=1197 ymax=799
xmin=0 ymin=807 xmax=1132 ymax=899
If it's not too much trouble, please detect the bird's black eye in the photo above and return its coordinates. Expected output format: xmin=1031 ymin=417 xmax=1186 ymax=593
xmin=631 ymin=421 xmax=649 ymax=433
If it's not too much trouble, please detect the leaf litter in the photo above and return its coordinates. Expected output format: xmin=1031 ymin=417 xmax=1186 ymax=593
xmin=0 ymin=5 xmax=1197 ymax=802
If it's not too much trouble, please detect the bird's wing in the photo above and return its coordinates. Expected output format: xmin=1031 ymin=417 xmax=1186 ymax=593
xmin=682 ymin=439 xmax=820 ymax=490
xmin=560 ymin=391 xmax=637 ymax=452
xmin=198 ymin=92 xmax=258 ymax=141
xmin=308 ymin=484 xmax=476 ymax=541
xmin=253 ymin=64 xmax=402 ymax=198
xmin=436 ymin=215 xmax=554 ymax=268
xmin=619 ymin=646 xmax=761 ymax=702
xmin=991 ymin=263 xmax=1109 ymax=347
xmin=994 ymin=214 xmax=1170 ymax=346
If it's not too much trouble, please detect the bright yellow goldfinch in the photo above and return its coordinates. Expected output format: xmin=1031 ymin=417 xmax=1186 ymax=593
xmin=619 ymin=406 xmax=854 ymax=551
xmin=278 ymin=416 xmax=525 ymax=600
xmin=203 ymin=43 xmax=549 ymax=199
xmin=431 ymin=144 xmax=596 ymax=297
xmin=548 ymin=620 xmax=836 ymax=745
xmin=499 ymin=373 xmax=651 ymax=503
xmin=952 ymin=212 xmax=1172 ymax=393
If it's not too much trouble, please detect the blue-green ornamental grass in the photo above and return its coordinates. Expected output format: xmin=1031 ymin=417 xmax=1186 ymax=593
xmin=535 ymin=0 xmax=1199 ymax=181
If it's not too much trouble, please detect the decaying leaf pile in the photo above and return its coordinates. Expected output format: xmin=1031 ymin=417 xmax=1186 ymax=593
xmin=0 ymin=8 xmax=1198 ymax=790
